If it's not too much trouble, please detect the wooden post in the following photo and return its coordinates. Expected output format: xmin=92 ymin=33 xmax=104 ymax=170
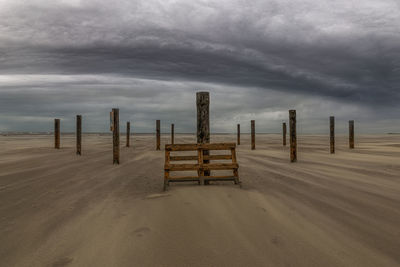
xmin=237 ymin=124 xmax=240 ymax=145
xmin=156 ymin=120 xmax=160 ymax=150
xmin=171 ymin=123 xmax=174 ymax=145
xmin=289 ymin=110 xmax=297 ymax=162
xmin=76 ymin=115 xmax=81 ymax=155
xmin=54 ymin=119 xmax=60 ymax=149
xmin=283 ymin=122 xmax=287 ymax=146
xmin=251 ymin=120 xmax=255 ymax=150
xmin=330 ymin=116 xmax=335 ymax=154
xmin=349 ymin=120 xmax=354 ymax=149
xmin=196 ymin=92 xmax=210 ymax=177
xmin=112 ymin=108 xmax=119 ymax=164
xmin=126 ymin=121 xmax=130 ymax=147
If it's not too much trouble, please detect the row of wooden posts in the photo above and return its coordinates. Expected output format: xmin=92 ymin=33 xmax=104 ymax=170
xmin=53 ymin=92 xmax=355 ymax=165
xmin=54 ymin=114 xmax=355 ymax=164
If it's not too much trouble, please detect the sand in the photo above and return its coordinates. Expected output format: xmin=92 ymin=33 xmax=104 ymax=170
xmin=0 ymin=133 xmax=399 ymax=267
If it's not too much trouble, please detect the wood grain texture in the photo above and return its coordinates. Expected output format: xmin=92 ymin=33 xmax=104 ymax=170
xmin=126 ymin=122 xmax=130 ymax=147
xmin=289 ymin=110 xmax=297 ymax=162
xmin=112 ymin=108 xmax=119 ymax=164
xmin=156 ymin=120 xmax=160 ymax=150
xmin=54 ymin=119 xmax=60 ymax=149
xmin=349 ymin=120 xmax=355 ymax=149
xmin=283 ymin=122 xmax=287 ymax=146
xmin=76 ymin=115 xmax=81 ymax=155
xmin=330 ymin=116 xmax=335 ymax=154
xmin=196 ymin=92 xmax=210 ymax=176
xmin=237 ymin=124 xmax=240 ymax=145
xmin=171 ymin=124 xmax=174 ymax=145
xmin=251 ymin=120 xmax=255 ymax=150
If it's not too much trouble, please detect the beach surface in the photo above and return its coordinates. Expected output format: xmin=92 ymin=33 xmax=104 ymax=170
xmin=0 ymin=133 xmax=399 ymax=267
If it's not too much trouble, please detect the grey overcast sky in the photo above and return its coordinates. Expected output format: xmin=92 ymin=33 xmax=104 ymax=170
xmin=0 ymin=0 xmax=399 ymax=133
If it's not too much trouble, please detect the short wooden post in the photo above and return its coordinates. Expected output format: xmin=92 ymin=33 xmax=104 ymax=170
xmin=251 ymin=120 xmax=255 ymax=150
xmin=197 ymin=92 xmax=210 ymax=178
xmin=76 ymin=115 xmax=82 ymax=155
xmin=283 ymin=122 xmax=287 ymax=146
xmin=330 ymin=116 xmax=335 ymax=154
xmin=349 ymin=120 xmax=354 ymax=149
xmin=126 ymin=121 xmax=130 ymax=147
xmin=237 ymin=124 xmax=240 ymax=145
xmin=171 ymin=123 xmax=174 ymax=145
xmin=156 ymin=120 xmax=160 ymax=150
xmin=289 ymin=110 xmax=297 ymax=162
xmin=112 ymin=108 xmax=119 ymax=164
xmin=54 ymin=119 xmax=60 ymax=149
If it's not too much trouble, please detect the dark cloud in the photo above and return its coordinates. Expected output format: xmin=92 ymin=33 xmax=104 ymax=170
xmin=0 ymin=0 xmax=399 ymax=132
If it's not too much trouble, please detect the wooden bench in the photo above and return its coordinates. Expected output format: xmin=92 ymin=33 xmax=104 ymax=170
xmin=164 ymin=143 xmax=240 ymax=190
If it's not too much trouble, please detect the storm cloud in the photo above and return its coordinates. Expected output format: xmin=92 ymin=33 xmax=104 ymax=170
xmin=0 ymin=0 xmax=399 ymax=133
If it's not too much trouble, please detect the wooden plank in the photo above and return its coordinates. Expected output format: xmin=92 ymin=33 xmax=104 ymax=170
xmin=204 ymin=175 xmax=237 ymax=180
xmin=165 ymin=144 xmax=198 ymax=151
xmin=164 ymin=163 xmax=199 ymax=171
xmin=169 ymin=176 xmax=200 ymax=180
xmin=170 ymin=154 xmax=232 ymax=161
xmin=202 ymin=163 xmax=238 ymax=170
xmin=201 ymin=143 xmax=236 ymax=150
xmin=165 ymin=143 xmax=236 ymax=151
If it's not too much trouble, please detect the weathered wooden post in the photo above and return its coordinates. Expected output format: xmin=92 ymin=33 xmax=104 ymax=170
xmin=111 ymin=108 xmax=119 ymax=164
xmin=54 ymin=119 xmax=60 ymax=149
xmin=349 ymin=120 xmax=354 ymax=149
xmin=330 ymin=116 xmax=335 ymax=154
xmin=251 ymin=120 xmax=255 ymax=150
xmin=237 ymin=124 xmax=240 ymax=145
xmin=289 ymin=110 xmax=297 ymax=162
xmin=283 ymin=122 xmax=287 ymax=146
xmin=76 ymin=115 xmax=82 ymax=155
xmin=197 ymin=92 xmax=210 ymax=179
xmin=126 ymin=121 xmax=130 ymax=147
xmin=171 ymin=123 xmax=174 ymax=145
xmin=156 ymin=120 xmax=161 ymax=150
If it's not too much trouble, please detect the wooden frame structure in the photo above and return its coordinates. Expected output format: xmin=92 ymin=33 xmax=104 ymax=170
xmin=164 ymin=143 xmax=240 ymax=190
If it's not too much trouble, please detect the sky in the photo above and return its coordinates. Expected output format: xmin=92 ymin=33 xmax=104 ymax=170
xmin=0 ymin=0 xmax=399 ymax=133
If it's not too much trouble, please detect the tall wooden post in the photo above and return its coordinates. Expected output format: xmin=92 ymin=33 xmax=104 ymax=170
xmin=76 ymin=115 xmax=82 ymax=155
xmin=171 ymin=123 xmax=174 ymax=145
xmin=349 ymin=120 xmax=354 ymax=149
xmin=156 ymin=120 xmax=161 ymax=150
xmin=283 ymin=122 xmax=287 ymax=146
xmin=126 ymin=121 xmax=130 ymax=147
xmin=197 ymin=92 xmax=210 ymax=178
xmin=54 ymin=119 xmax=60 ymax=149
xmin=330 ymin=116 xmax=335 ymax=154
xmin=251 ymin=120 xmax=255 ymax=150
xmin=289 ymin=110 xmax=297 ymax=162
xmin=112 ymin=108 xmax=119 ymax=164
xmin=237 ymin=124 xmax=240 ymax=145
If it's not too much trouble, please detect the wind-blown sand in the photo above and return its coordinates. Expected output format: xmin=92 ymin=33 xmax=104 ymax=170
xmin=0 ymin=133 xmax=399 ymax=267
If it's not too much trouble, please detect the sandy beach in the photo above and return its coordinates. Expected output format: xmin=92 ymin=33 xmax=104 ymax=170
xmin=0 ymin=133 xmax=399 ymax=267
